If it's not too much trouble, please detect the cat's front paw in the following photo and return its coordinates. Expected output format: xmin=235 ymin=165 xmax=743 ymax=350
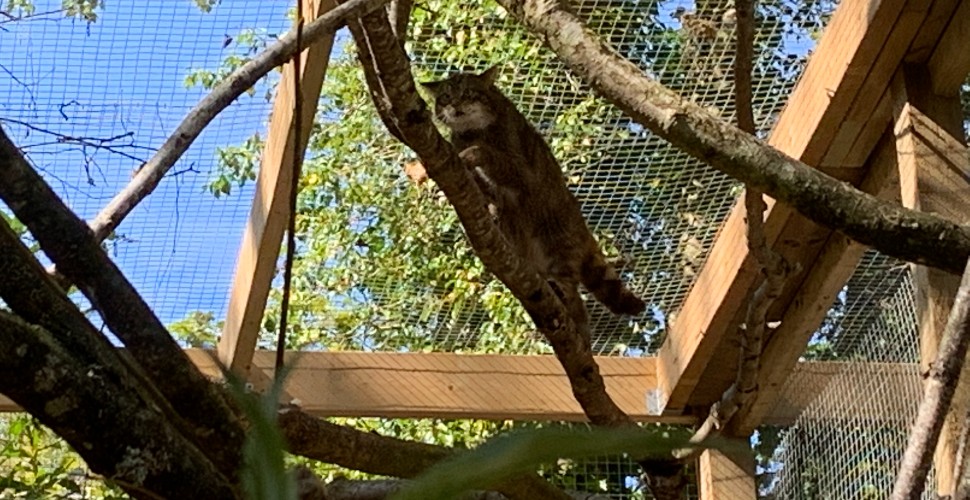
xmin=458 ymin=145 xmax=486 ymax=166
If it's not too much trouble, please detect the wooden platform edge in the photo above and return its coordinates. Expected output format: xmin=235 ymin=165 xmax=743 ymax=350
xmin=0 ymin=351 xmax=919 ymax=426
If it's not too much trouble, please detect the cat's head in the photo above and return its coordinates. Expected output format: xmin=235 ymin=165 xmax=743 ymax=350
xmin=420 ymin=67 xmax=500 ymax=133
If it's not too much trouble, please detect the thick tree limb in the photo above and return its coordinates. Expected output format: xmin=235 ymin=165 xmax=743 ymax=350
xmin=892 ymin=258 xmax=970 ymax=500
xmin=341 ymin=4 xmax=630 ymax=428
xmin=0 ymin=126 xmax=246 ymax=478
xmin=495 ymin=0 xmax=970 ymax=276
xmin=0 ymin=311 xmax=239 ymax=500
xmin=278 ymin=407 xmax=573 ymax=500
xmin=87 ymin=0 xmax=389 ymax=242
xmin=0 ymin=216 xmax=238 ymax=475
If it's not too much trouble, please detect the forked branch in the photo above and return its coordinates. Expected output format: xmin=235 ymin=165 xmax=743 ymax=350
xmin=0 ymin=127 xmax=246 ymax=479
xmin=342 ymin=4 xmax=631 ymax=428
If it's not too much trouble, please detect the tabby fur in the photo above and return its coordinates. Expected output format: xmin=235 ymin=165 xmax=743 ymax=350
xmin=421 ymin=67 xmax=646 ymax=336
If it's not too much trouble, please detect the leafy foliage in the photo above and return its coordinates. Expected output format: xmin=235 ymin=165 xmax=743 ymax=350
xmin=0 ymin=415 xmax=126 ymax=499
xmin=1 ymin=0 xmax=102 ymax=22
xmin=229 ymin=366 xmax=298 ymax=500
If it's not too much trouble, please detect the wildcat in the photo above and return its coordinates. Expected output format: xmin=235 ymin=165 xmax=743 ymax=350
xmin=421 ymin=67 xmax=645 ymax=338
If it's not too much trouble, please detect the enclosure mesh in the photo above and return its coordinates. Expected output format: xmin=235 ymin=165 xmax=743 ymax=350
xmin=764 ymin=251 xmax=934 ymax=499
xmin=0 ymin=2 xmax=289 ymax=333
xmin=366 ymin=0 xmax=821 ymax=353
xmin=1 ymin=0 xmax=824 ymax=356
xmin=7 ymin=1 xmax=946 ymax=498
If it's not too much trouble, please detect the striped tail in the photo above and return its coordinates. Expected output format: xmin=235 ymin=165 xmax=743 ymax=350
xmin=580 ymin=252 xmax=646 ymax=316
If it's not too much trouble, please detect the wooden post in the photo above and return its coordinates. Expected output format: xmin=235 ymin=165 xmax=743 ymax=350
xmin=698 ymin=444 xmax=757 ymax=500
xmin=217 ymin=0 xmax=338 ymax=378
xmin=892 ymin=64 xmax=970 ymax=496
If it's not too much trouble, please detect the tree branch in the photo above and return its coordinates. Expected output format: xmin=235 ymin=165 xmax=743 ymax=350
xmin=341 ymin=4 xmax=630 ymax=428
xmin=0 ymin=311 xmax=238 ymax=500
xmin=340 ymin=7 xmax=700 ymax=496
xmin=87 ymin=0 xmax=390 ymax=242
xmin=892 ymin=257 xmax=970 ymax=499
xmin=0 ymin=215 xmax=240 ymax=475
xmin=0 ymin=126 xmax=246 ymax=479
xmin=494 ymin=0 xmax=970 ymax=276
xmin=387 ymin=0 xmax=412 ymax=43
xmin=278 ymin=407 xmax=573 ymax=500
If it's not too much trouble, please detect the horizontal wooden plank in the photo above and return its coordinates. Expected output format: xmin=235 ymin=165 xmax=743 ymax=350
xmin=0 ymin=351 xmax=920 ymax=425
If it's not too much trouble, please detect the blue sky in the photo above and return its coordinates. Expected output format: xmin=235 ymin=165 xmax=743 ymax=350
xmin=0 ymin=0 xmax=823 ymax=332
xmin=1 ymin=1 xmax=300 ymax=324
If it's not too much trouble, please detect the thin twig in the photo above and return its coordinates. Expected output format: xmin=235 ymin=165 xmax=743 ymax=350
xmin=87 ymin=0 xmax=390 ymax=243
xmin=891 ymin=258 xmax=970 ymax=499
xmin=0 ymin=117 xmax=149 ymax=164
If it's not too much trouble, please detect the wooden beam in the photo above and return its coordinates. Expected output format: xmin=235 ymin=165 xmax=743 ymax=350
xmin=728 ymin=133 xmax=902 ymax=436
xmin=698 ymin=445 xmax=757 ymax=500
xmin=927 ymin=0 xmax=970 ymax=95
xmin=0 ymin=352 xmax=925 ymax=425
xmin=709 ymin=1 xmax=970 ymax=433
xmin=892 ymin=64 xmax=970 ymax=497
xmin=824 ymin=0 xmax=970 ymax=169
xmin=656 ymin=0 xmax=917 ymax=413
xmin=818 ymin=0 xmax=940 ymax=170
xmin=217 ymin=0 xmax=337 ymax=377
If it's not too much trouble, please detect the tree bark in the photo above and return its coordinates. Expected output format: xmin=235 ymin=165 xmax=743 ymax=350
xmin=340 ymin=4 xmax=631 ymax=429
xmin=0 ymin=215 xmax=239 ymax=474
xmin=892 ymin=258 xmax=970 ymax=500
xmin=0 ymin=311 xmax=239 ymax=499
xmin=0 ymin=126 xmax=246 ymax=479
xmin=494 ymin=0 xmax=970 ymax=276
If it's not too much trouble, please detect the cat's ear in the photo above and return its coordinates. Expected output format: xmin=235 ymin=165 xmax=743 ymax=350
xmin=479 ymin=66 xmax=500 ymax=85
xmin=419 ymin=80 xmax=444 ymax=95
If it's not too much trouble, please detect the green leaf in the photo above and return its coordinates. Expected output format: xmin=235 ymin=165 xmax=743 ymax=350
xmin=392 ymin=427 xmax=725 ymax=500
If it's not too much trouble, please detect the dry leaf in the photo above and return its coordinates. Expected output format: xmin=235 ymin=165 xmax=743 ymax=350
xmin=403 ymin=159 xmax=428 ymax=185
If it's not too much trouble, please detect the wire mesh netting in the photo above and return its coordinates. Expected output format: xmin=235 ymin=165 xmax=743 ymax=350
xmin=8 ymin=0 xmax=960 ymax=498
xmin=1 ymin=0 xmax=827 ymax=356
xmin=1 ymin=1 xmax=291 ymax=331
xmin=301 ymin=0 xmax=827 ymax=354
xmin=762 ymin=251 xmax=933 ymax=499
